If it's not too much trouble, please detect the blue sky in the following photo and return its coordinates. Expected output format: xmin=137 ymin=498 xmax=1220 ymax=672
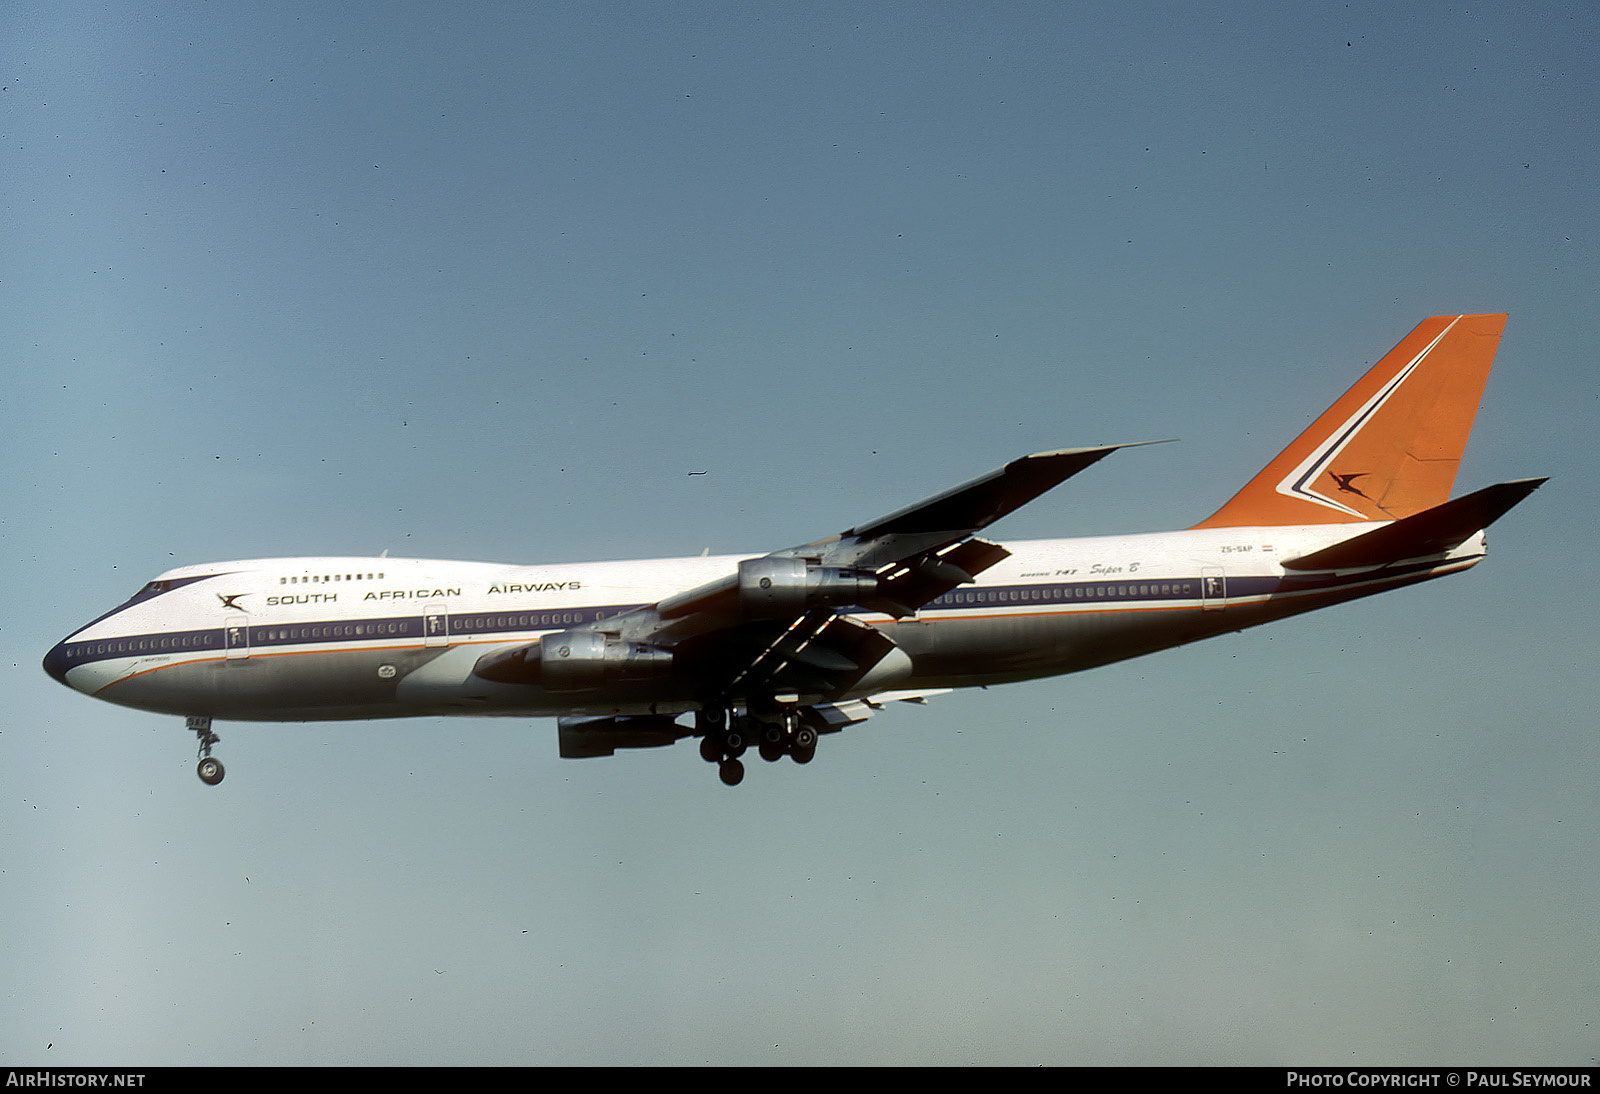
xmin=3 ymin=1 xmax=1596 ymax=1065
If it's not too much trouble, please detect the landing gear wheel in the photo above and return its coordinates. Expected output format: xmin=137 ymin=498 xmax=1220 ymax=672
xmin=188 ymin=715 xmax=223 ymax=787
xmin=718 ymin=758 xmax=745 ymax=786
xmin=700 ymin=711 xmax=748 ymax=765
xmin=787 ymin=722 xmax=817 ymax=763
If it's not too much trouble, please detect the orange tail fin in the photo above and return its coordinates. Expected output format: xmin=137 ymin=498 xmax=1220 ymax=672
xmin=1194 ymin=314 xmax=1507 ymax=528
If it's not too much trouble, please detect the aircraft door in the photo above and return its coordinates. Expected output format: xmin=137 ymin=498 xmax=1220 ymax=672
xmin=423 ymin=601 xmax=451 ymax=648
xmin=224 ymin=613 xmax=251 ymax=659
xmin=1201 ymin=566 xmax=1226 ymax=611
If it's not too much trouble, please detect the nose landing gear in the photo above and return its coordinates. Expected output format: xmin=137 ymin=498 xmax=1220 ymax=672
xmin=188 ymin=715 xmax=224 ymax=786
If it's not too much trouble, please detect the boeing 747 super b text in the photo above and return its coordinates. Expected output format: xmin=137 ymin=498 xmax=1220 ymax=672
xmin=44 ymin=315 xmax=1543 ymax=786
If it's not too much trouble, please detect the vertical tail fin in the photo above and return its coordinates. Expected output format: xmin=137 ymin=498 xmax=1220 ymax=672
xmin=1193 ymin=314 xmax=1507 ymax=528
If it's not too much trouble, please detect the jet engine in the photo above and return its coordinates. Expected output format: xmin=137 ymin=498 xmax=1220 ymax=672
xmin=472 ymin=629 xmax=673 ymax=690
xmin=737 ymin=557 xmax=878 ymax=618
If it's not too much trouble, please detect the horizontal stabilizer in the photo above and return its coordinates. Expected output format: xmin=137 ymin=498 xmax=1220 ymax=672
xmin=1282 ymin=478 xmax=1546 ymax=571
xmin=806 ymin=688 xmax=952 ymax=730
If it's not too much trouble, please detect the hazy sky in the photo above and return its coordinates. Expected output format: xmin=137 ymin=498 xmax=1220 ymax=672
xmin=4 ymin=1 xmax=1596 ymax=1066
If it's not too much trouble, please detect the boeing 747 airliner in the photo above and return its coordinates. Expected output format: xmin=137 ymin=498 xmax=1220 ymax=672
xmin=44 ymin=315 xmax=1543 ymax=786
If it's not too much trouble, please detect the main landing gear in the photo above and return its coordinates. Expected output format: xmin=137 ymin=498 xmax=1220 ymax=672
xmin=695 ymin=704 xmax=817 ymax=786
xmin=188 ymin=715 xmax=224 ymax=786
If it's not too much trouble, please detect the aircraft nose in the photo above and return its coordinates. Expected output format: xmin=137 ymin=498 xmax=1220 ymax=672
xmin=42 ymin=640 xmax=75 ymax=687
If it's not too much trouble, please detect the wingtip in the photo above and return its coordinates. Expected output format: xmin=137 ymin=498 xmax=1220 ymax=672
xmin=1021 ymin=439 xmax=1176 ymax=460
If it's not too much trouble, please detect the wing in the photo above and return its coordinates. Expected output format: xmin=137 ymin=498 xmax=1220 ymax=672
xmin=475 ymin=444 xmax=1151 ymax=707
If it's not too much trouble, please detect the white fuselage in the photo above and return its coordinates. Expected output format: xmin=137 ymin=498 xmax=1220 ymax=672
xmin=44 ymin=524 xmax=1486 ymax=723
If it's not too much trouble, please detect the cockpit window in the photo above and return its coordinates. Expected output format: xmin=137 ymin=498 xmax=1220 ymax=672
xmin=118 ymin=573 xmax=226 ymax=607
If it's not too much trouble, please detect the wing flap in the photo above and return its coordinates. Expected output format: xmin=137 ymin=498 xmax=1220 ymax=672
xmin=866 ymin=537 xmax=1011 ymax=617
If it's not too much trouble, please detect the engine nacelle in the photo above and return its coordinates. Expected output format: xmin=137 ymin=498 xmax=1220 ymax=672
xmin=540 ymin=630 xmax=674 ymax=691
xmin=737 ymin=557 xmax=879 ymax=618
xmin=558 ymin=714 xmax=687 ymax=758
xmin=472 ymin=630 xmax=673 ymax=691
